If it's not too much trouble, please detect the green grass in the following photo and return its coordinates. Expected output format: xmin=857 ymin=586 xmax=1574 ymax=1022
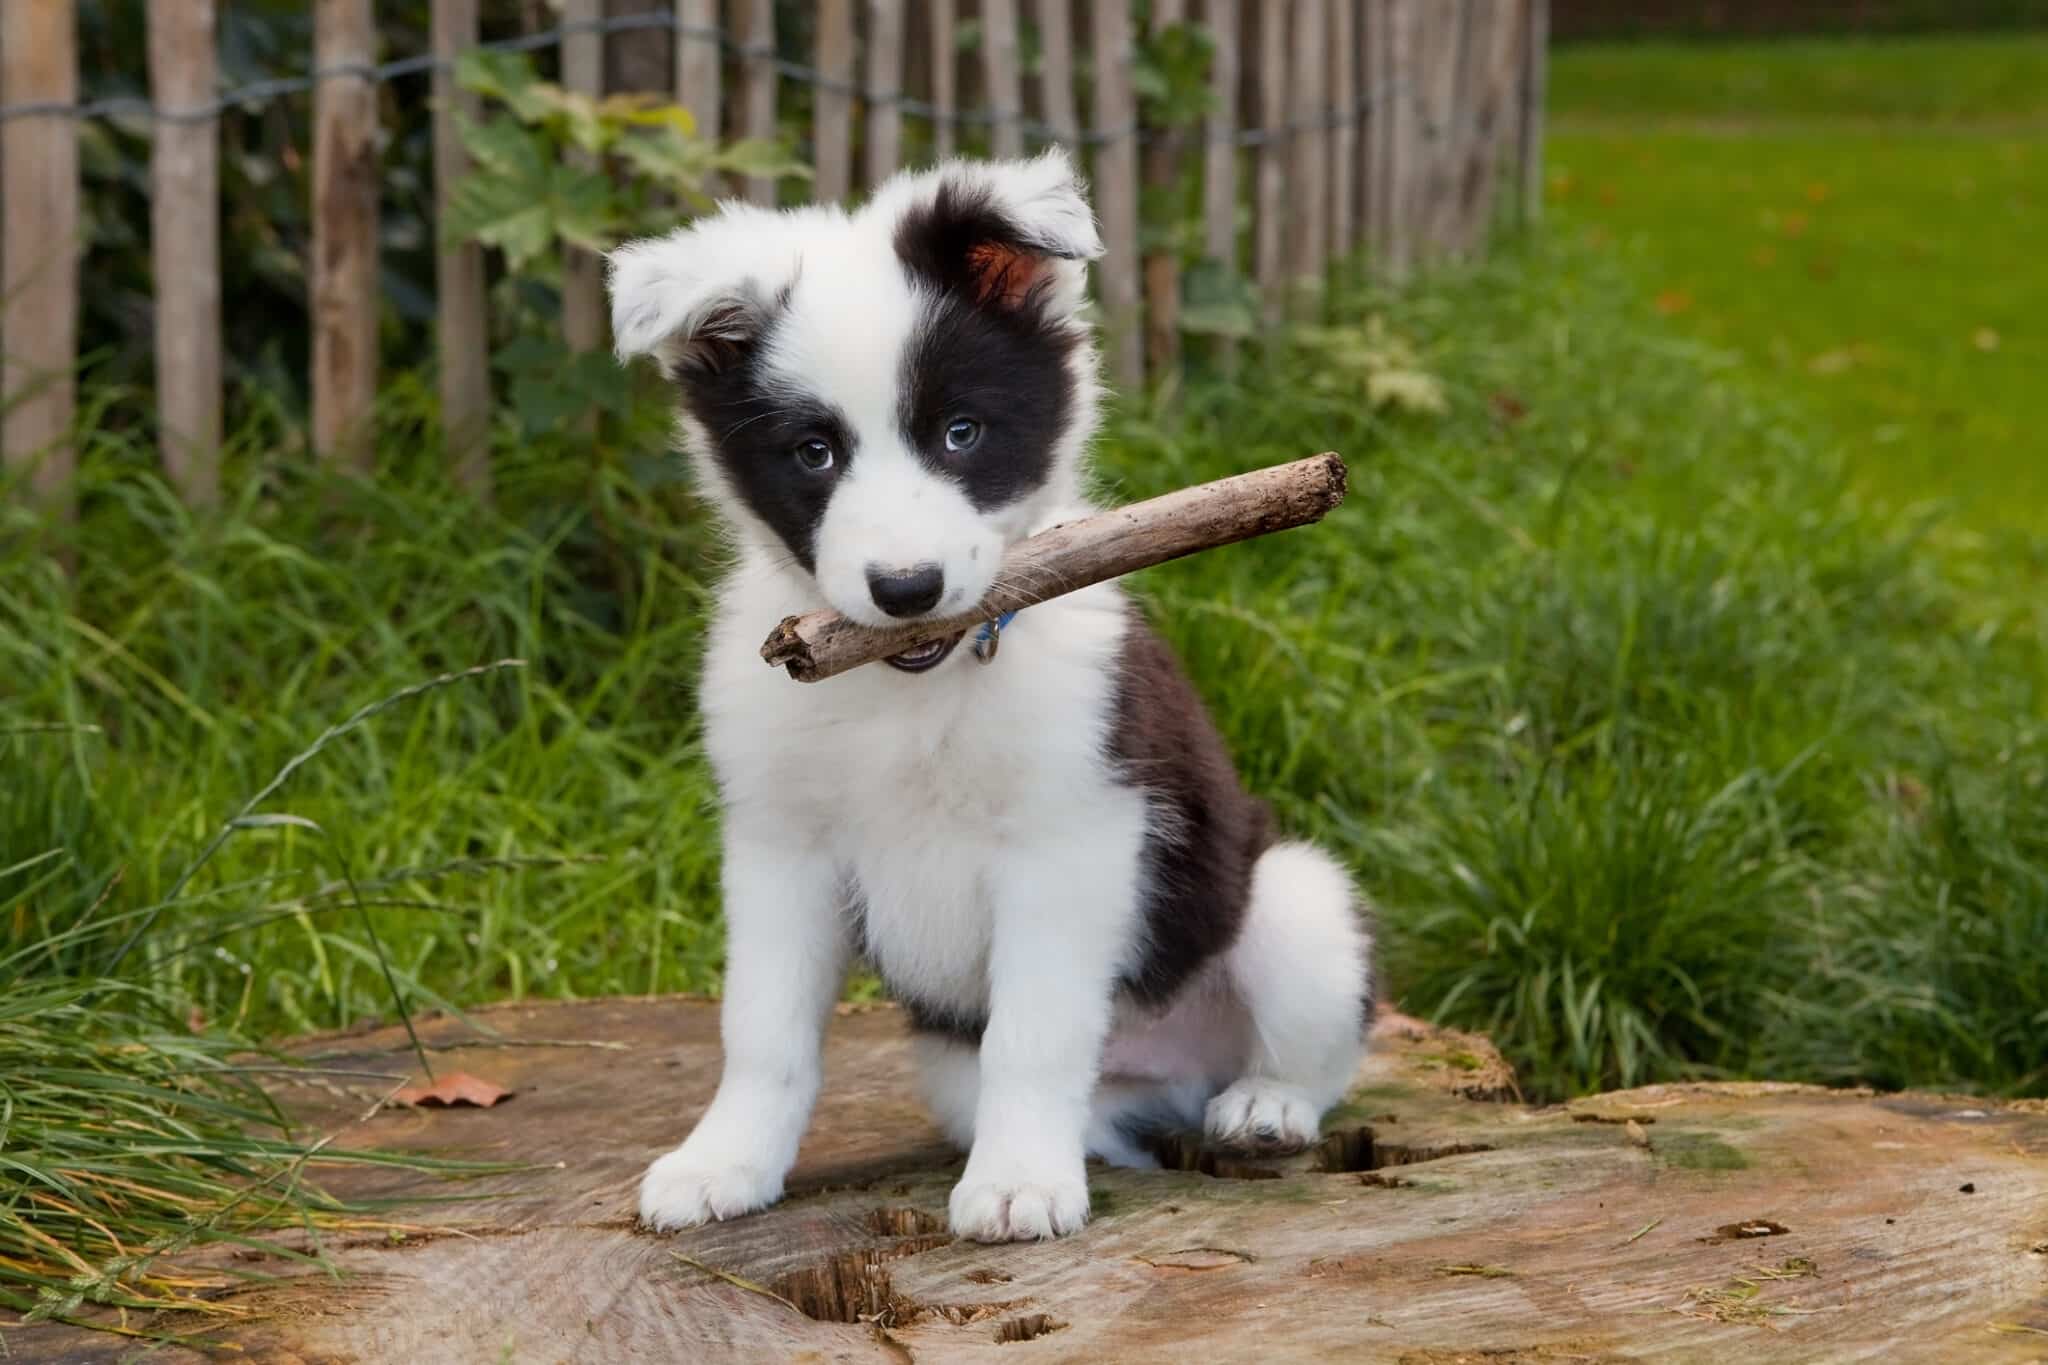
xmin=1550 ymin=34 xmax=2048 ymax=123
xmin=1548 ymin=35 xmax=2048 ymax=538
xmin=5 ymin=236 xmax=2043 ymax=1113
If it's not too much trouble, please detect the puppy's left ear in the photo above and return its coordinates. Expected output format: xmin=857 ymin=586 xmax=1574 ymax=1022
xmin=890 ymin=147 xmax=1104 ymax=320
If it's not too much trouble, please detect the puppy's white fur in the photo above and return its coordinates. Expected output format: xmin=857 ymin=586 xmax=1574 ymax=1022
xmin=612 ymin=150 xmax=1374 ymax=1243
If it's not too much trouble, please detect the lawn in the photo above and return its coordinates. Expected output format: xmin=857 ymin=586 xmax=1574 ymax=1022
xmin=1547 ymin=33 xmax=2048 ymax=542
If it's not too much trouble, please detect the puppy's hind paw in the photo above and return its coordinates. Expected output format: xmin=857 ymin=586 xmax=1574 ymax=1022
xmin=637 ymin=1150 xmax=782 ymax=1232
xmin=1204 ymin=1078 xmax=1321 ymax=1155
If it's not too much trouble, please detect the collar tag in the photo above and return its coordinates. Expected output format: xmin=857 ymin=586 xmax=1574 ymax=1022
xmin=972 ymin=610 xmax=1018 ymax=664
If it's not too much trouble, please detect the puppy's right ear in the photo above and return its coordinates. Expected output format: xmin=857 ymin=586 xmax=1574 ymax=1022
xmin=607 ymin=216 xmax=784 ymax=377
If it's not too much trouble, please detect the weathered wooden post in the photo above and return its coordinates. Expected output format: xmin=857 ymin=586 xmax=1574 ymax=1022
xmin=1201 ymin=0 xmax=1241 ymax=369
xmin=1141 ymin=0 xmax=1187 ymax=379
xmin=863 ymin=0 xmax=905 ymax=187
xmin=148 ymin=0 xmax=223 ymax=508
xmin=311 ymin=0 xmax=379 ymax=473
xmin=1033 ymin=0 xmax=1080 ymax=147
xmin=1090 ymin=0 xmax=1142 ymax=389
xmin=981 ymin=0 xmax=1025 ymax=160
xmin=737 ymin=0 xmax=777 ymax=204
xmin=432 ymin=0 xmax=492 ymax=493
xmin=675 ymin=0 xmax=723 ymax=194
xmin=813 ymin=0 xmax=856 ymax=202
xmin=1253 ymin=0 xmax=1288 ymax=326
xmin=1 ymin=0 xmax=80 ymax=519
xmin=1287 ymin=0 xmax=1329 ymax=305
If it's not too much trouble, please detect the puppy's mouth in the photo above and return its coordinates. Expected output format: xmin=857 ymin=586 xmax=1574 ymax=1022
xmin=883 ymin=630 xmax=966 ymax=674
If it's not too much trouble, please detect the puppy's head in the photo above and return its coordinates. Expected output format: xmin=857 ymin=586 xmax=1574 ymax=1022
xmin=609 ymin=149 xmax=1105 ymax=629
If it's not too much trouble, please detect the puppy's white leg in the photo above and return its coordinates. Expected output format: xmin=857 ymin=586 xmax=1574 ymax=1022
xmin=1206 ymin=842 xmax=1373 ymax=1154
xmin=639 ymin=830 xmax=848 ymax=1231
xmin=948 ymin=817 xmax=1145 ymax=1243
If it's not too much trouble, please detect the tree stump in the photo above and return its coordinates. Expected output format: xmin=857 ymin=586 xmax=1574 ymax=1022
xmin=10 ymin=999 xmax=2048 ymax=1362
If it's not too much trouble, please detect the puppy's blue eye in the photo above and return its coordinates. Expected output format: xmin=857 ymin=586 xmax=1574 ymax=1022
xmin=794 ymin=438 xmax=836 ymax=472
xmin=944 ymin=418 xmax=983 ymax=454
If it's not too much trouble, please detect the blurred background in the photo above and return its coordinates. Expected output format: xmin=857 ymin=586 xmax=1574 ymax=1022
xmin=0 ymin=0 xmax=2043 ymax=1312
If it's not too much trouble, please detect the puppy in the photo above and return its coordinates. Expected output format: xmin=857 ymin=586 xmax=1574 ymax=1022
xmin=608 ymin=149 xmax=1375 ymax=1243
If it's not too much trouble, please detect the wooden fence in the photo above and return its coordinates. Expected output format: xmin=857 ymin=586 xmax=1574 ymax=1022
xmin=0 ymin=1 xmax=1549 ymax=515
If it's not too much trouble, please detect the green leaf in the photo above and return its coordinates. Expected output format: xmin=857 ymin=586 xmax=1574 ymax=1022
xmin=710 ymin=138 xmax=813 ymax=182
xmin=455 ymin=112 xmax=546 ymax=182
xmin=457 ymin=50 xmax=553 ymax=124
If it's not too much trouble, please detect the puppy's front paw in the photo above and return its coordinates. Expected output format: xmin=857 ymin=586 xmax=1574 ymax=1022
xmin=948 ymin=1171 xmax=1090 ymax=1242
xmin=1204 ymin=1078 xmax=1321 ymax=1154
xmin=637 ymin=1148 xmax=782 ymax=1232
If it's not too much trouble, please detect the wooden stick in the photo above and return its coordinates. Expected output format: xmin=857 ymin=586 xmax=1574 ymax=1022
xmin=761 ymin=452 xmax=1348 ymax=682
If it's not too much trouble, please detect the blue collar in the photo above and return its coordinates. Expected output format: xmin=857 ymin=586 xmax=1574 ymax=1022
xmin=971 ymin=609 xmax=1019 ymax=663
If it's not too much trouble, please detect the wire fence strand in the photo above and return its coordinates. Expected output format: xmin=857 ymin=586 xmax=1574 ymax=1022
xmin=0 ymin=9 xmax=1440 ymax=147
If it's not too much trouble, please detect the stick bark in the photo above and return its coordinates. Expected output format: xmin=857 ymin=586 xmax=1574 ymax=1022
xmin=762 ymin=452 xmax=1348 ymax=682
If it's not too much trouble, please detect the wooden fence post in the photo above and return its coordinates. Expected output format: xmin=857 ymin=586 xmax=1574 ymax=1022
xmin=1329 ymin=0 xmax=1357 ymax=263
xmin=1033 ymin=0 xmax=1079 ymax=146
xmin=1089 ymin=0 xmax=1142 ymax=389
xmin=676 ymin=0 xmax=722 ymax=194
xmin=605 ymin=0 xmax=672 ymax=93
xmin=1141 ymin=0 xmax=1186 ymax=379
xmin=1 ymin=0 xmax=79 ymax=517
xmin=980 ymin=0 xmax=1024 ymax=159
xmin=1253 ymin=0 xmax=1287 ymax=326
xmin=311 ymin=0 xmax=378 ymax=472
xmin=1379 ymin=0 xmax=1416 ymax=281
xmin=813 ymin=0 xmax=855 ymax=200
xmin=1287 ymin=0 xmax=1328 ymax=302
xmin=738 ymin=0 xmax=777 ymax=203
xmin=1201 ymin=0 xmax=1240 ymax=368
xmin=1412 ymin=0 xmax=1458 ymax=266
xmin=929 ymin=0 xmax=959 ymax=159
xmin=863 ymin=0 xmax=905 ymax=187
xmin=1362 ymin=0 xmax=1385 ymax=264
xmin=559 ymin=0 xmax=608 ymax=369
xmin=1451 ymin=0 xmax=1523 ymax=256
xmin=1518 ymin=0 xmax=1547 ymax=223
xmin=432 ymin=0 xmax=491 ymax=493
xmin=148 ymin=0 xmax=222 ymax=508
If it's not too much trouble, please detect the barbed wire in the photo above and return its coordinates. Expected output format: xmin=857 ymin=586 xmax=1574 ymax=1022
xmin=0 ymin=9 xmax=1442 ymax=147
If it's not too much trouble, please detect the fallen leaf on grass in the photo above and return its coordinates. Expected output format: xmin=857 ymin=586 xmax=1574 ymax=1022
xmin=1654 ymin=288 xmax=1694 ymax=317
xmin=1973 ymin=327 xmax=2001 ymax=352
xmin=394 ymin=1071 xmax=514 ymax=1108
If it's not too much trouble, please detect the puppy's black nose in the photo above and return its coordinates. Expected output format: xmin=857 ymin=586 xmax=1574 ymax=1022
xmin=866 ymin=563 xmax=946 ymax=618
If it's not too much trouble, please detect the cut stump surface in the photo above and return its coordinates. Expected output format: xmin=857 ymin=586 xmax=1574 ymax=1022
xmin=9 ymin=999 xmax=2048 ymax=1363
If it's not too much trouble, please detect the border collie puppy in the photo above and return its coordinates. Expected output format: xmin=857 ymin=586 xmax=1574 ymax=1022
xmin=608 ymin=149 xmax=1375 ymax=1243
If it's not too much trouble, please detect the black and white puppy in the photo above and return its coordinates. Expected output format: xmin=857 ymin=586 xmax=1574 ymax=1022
xmin=608 ymin=150 xmax=1375 ymax=1243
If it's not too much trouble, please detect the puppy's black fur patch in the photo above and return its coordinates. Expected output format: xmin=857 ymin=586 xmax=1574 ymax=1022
xmin=672 ymin=300 xmax=854 ymax=572
xmin=1107 ymin=611 xmax=1272 ymax=1007
xmin=892 ymin=611 xmax=1274 ymax=1045
xmin=894 ymin=180 xmax=1083 ymax=511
